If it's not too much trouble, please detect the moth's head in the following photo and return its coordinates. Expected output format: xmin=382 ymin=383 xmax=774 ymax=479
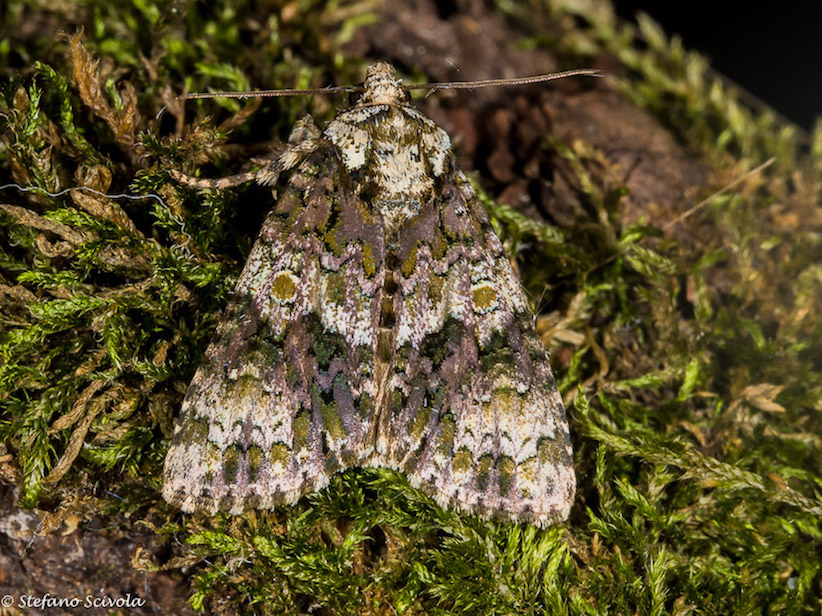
xmin=359 ymin=62 xmax=408 ymax=106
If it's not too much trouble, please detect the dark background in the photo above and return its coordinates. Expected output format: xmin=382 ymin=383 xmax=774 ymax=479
xmin=614 ymin=1 xmax=822 ymax=132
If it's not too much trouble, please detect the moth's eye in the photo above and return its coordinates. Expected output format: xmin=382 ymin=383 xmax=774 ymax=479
xmin=402 ymin=89 xmax=411 ymax=103
xmin=348 ymin=89 xmax=364 ymax=105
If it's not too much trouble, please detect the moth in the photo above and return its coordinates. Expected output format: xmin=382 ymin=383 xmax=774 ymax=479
xmin=163 ymin=62 xmax=591 ymax=526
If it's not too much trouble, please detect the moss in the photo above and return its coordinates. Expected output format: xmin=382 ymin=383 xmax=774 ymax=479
xmin=0 ymin=0 xmax=820 ymax=614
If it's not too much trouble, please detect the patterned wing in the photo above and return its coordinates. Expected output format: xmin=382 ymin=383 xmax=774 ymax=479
xmin=163 ymin=146 xmax=385 ymax=514
xmin=376 ymin=159 xmax=575 ymax=526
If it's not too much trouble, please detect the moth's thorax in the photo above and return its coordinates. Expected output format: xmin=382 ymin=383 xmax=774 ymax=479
xmin=325 ymin=103 xmax=451 ymax=234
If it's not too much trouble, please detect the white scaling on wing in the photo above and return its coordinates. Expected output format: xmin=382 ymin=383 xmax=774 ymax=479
xmin=325 ymin=114 xmax=374 ymax=171
xmin=318 ymin=273 xmax=376 ymax=348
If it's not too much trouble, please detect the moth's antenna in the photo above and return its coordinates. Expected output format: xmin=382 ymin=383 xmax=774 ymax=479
xmin=406 ymin=68 xmax=602 ymax=93
xmin=177 ymin=86 xmax=363 ymax=101
xmin=175 ymin=68 xmax=600 ymax=102
xmin=663 ymin=157 xmax=776 ymax=230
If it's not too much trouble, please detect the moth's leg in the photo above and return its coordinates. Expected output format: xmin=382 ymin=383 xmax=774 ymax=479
xmin=171 ymin=115 xmax=323 ymax=189
xmin=277 ymin=116 xmax=322 ymax=171
xmin=256 ymin=116 xmax=322 ymax=186
xmin=170 ymin=168 xmax=258 ymax=189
